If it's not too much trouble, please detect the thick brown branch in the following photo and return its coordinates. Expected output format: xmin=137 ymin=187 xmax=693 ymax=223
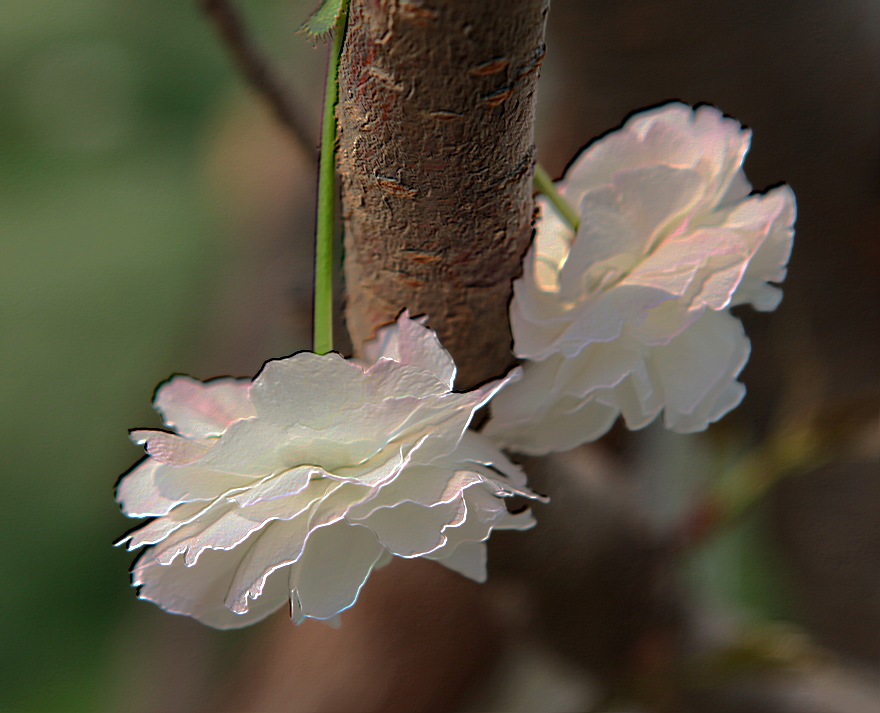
xmin=338 ymin=0 xmax=549 ymax=388
xmin=198 ymin=0 xmax=317 ymax=163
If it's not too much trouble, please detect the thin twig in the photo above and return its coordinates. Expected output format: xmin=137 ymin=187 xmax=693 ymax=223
xmin=198 ymin=0 xmax=317 ymax=163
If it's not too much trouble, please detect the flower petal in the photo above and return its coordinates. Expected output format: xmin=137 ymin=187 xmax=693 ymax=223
xmin=562 ymin=103 xmax=750 ymax=213
xmin=225 ymin=516 xmax=315 ymax=614
xmin=250 ymin=352 xmax=367 ymax=428
xmin=649 ymin=309 xmax=750 ymax=424
xmin=130 ymin=429 xmax=211 ymax=465
xmin=154 ymin=376 xmax=254 ymax=439
xmin=151 ymin=478 xmax=337 ymax=566
xmin=288 ymin=524 xmax=385 ymax=623
xmin=116 ymin=458 xmax=179 ymax=518
xmin=133 ymin=546 xmax=287 ymax=629
xmin=491 ymin=102 xmax=792 ymax=454
xmin=427 ymin=540 xmax=487 ymax=582
xmin=730 ymin=185 xmax=796 ymax=311
xmin=356 ymin=497 xmax=468 ymax=558
xmin=363 ymin=311 xmax=457 ymax=389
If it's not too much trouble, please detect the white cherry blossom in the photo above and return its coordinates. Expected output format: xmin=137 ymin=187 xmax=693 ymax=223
xmin=117 ymin=313 xmax=541 ymax=629
xmin=485 ymin=103 xmax=795 ymax=455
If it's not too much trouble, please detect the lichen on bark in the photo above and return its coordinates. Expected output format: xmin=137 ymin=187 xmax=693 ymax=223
xmin=338 ymin=0 xmax=549 ymax=388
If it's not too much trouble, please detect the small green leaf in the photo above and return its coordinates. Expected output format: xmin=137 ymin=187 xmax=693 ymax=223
xmin=300 ymin=0 xmax=345 ymax=39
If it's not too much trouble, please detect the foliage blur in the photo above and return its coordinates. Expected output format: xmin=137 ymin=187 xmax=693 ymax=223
xmin=1 ymin=2 xmax=321 ymax=710
xmin=1 ymin=1 xmax=876 ymax=711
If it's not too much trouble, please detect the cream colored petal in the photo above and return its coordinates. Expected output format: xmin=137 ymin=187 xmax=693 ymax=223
xmin=356 ymin=496 xmax=467 ymax=558
xmin=132 ymin=546 xmax=287 ymax=630
xmin=116 ymin=459 xmax=179 ymax=518
xmin=344 ymin=466 xmax=483 ymax=521
xmin=427 ymin=540 xmax=487 ymax=582
xmin=153 ymin=463 xmax=253 ymax=505
xmin=152 ymin=479 xmax=336 ymax=566
xmin=121 ymin=500 xmax=215 ymax=550
xmin=668 ymin=380 xmax=746 ymax=433
xmin=649 ymin=310 xmax=750 ymax=423
xmin=289 ymin=524 xmax=385 ymax=623
xmin=250 ymin=351 xmax=367 ymax=428
xmin=225 ymin=516 xmax=315 ymax=614
xmin=228 ymin=466 xmax=318 ymax=508
xmin=452 ymin=431 xmax=532 ymax=489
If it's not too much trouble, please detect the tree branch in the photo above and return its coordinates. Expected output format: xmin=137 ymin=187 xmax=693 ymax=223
xmin=197 ymin=0 xmax=317 ymax=163
xmin=338 ymin=0 xmax=549 ymax=388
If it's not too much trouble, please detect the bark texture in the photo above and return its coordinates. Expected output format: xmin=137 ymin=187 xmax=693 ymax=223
xmin=338 ymin=0 xmax=549 ymax=387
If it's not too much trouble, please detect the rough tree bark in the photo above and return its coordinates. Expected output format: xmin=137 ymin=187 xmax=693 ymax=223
xmin=338 ymin=0 xmax=549 ymax=387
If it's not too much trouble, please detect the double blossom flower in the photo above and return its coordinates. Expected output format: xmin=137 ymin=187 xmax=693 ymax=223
xmin=117 ymin=313 xmax=541 ymax=628
xmin=118 ymin=102 xmax=797 ymax=626
xmin=485 ymin=103 xmax=796 ymax=455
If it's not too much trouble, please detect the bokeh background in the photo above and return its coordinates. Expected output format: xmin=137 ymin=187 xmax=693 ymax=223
xmin=1 ymin=1 xmax=877 ymax=711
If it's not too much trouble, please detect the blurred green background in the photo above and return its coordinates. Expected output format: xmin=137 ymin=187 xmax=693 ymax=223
xmin=1 ymin=2 xmax=322 ymax=710
xmin=2 ymin=1 xmax=877 ymax=711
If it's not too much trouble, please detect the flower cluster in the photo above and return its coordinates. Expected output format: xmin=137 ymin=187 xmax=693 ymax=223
xmin=117 ymin=313 xmax=541 ymax=629
xmin=485 ymin=103 xmax=796 ymax=455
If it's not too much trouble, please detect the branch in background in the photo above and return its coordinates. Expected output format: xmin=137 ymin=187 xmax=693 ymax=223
xmin=197 ymin=0 xmax=317 ymax=163
xmin=674 ymin=391 xmax=880 ymax=552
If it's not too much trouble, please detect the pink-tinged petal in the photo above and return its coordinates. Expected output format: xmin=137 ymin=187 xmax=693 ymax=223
xmin=364 ymin=311 xmax=457 ymax=389
xmin=133 ymin=547 xmax=287 ymax=629
xmin=427 ymin=540 xmax=487 ymax=583
xmin=562 ymin=103 xmax=750 ymax=214
xmin=561 ymin=167 xmax=705 ymax=293
xmin=154 ymin=376 xmax=254 ymax=439
xmin=355 ymin=496 xmax=468 ymax=558
xmin=130 ymin=430 xmax=211 ymax=465
xmin=116 ymin=459 xmax=179 ymax=518
xmin=623 ymin=225 xmax=753 ymax=309
xmin=497 ymin=103 xmax=792 ymax=454
xmin=289 ymin=524 xmax=385 ymax=623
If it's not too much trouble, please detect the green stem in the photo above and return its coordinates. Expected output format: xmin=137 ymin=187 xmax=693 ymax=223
xmin=534 ymin=163 xmax=580 ymax=233
xmin=313 ymin=1 xmax=349 ymax=355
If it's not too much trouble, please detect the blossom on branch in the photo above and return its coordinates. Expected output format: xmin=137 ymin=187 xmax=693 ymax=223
xmin=485 ymin=103 xmax=796 ymax=455
xmin=116 ymin=313 xmax=540 ymax=629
